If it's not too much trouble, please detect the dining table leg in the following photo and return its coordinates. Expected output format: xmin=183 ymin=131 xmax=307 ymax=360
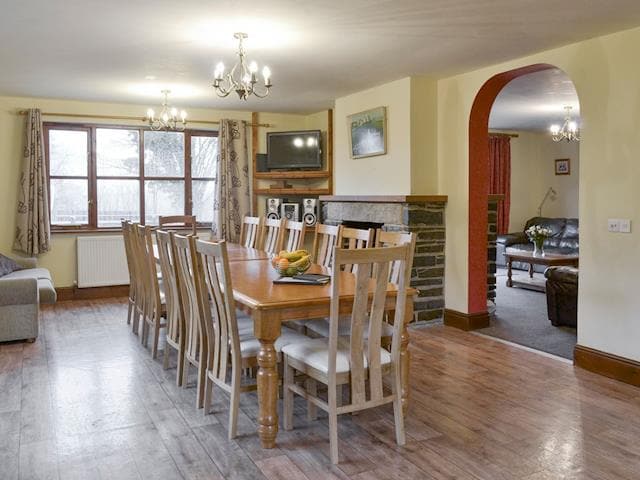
xmin=400 ymin=294 xmax=413 ymax=416
xmin=254 ymin=310 xmax=280 ymax=448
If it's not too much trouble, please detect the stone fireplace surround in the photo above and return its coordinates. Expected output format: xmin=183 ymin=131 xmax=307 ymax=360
xmin=319 ymin=195 xmax=448 ymax=323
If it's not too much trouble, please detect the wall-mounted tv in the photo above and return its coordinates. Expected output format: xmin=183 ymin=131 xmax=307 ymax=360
xmin=267 ymin=130 xmax=322 ymax=170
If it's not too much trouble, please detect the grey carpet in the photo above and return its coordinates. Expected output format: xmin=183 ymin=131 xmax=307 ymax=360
xmin=478 ymin=268 xmax=577 ymax=359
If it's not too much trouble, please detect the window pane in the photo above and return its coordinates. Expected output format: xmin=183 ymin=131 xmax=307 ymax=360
xmin=97 ymin=129 xmax=139 ymax=176
xmin=49 ymin=130 xmax=88 ymax=176
xmin=192 ymin=180 xmax=214 ymax=223
xmin=144 ymin=180 xmax=185 ymax=224
xmin=144 ymin=131 xmax=184 ymax=177
xmin=192 ymin=135 xmax=218 ymax=178
xmin=50 ymin=179 xmax=88 ymax=225
xmin=97 ymin=179 xmax=140 ymax=227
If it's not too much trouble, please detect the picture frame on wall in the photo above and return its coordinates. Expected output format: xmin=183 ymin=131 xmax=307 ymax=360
xmin=555 ymin=158 xmax=570 ymax=175
xmin=348 ymin=106 xmax=386 ymax=159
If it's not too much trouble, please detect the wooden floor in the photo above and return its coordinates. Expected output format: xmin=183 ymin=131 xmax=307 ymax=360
xmin=2 ymin=299 xmax=640 ymax=480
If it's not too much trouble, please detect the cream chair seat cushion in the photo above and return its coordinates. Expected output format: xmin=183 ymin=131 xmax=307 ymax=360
xmin=281 ymin=337 xmax=391 ymax=374
xmin=239 ymin=326 xmax=308 ymax=358
xmin=304 ymin=317 xmax=394 ymax=339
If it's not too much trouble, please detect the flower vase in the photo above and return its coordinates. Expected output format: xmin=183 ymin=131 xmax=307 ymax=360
xmin=533 ymin=240 xmax=545 ymax=257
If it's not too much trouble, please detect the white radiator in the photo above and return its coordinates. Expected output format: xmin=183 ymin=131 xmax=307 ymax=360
xmin=77 ymin=236 xmax=129 ymax=288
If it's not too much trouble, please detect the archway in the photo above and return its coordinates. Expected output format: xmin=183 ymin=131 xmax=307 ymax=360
xmin=467 ymin=63 xmax=569 ymax=314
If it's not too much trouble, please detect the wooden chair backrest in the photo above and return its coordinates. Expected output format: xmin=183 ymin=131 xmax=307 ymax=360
xmin=329 ymin=245 xmax=411 ymax=407
xmin=284 ymin=221 xmax=306 ymax=252
xmin=239 ymin=216 xmax=264 ymax=249
xmin=156 ymin=229 xmax=184 ymax=347
xmin=311 ymin=223 xmax=341 ymax=268
xmin=261 ymin=217 xmax=286 ymax=254
xmin=159 ymin=215 xmax=197 ymax=235
xmin=172 ymin=233 xmax=203 ymax=363
xmin=134 ymin=224 xmax=162 ymax=312
xmin=374 ymin=230 xmax=416 ymax=284
xmin=193 ymin=239 xmax=241 ymax=385
xmin=337 ymin=227 xmax=375 ymax=273
xmin=121 ymin=221 xmax=136 ymax=293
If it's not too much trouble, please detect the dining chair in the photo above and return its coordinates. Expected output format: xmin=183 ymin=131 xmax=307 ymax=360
xmin=311 ymin=223 xmax=341 ymax=268
xmin=239 ymin=216 xmax=264 ymax=249
xmin=284 ymin=220 xmax=306 ymax=251
xmin=156 ymin=229 xmax=186 ymax=386
xmin=375 ymin=230 xmax=417 ymax=284
xmin=136 ymin=224 xmax=166 ymax=359
xmin=337 ymin=227 xmax=375 ymax=274
xmin=121 ymin=220 xmax=138 ymax=326
xmin=172 ymin=233 xmax=207 ymax=407
xmin=261 ymin=217 xmax=286 ymax=254
xmin=282 ymin=244 xmax=412 ymax=464
xmin=159 ymin=215 xmax=197 ymax=235
xmin=192 ymin=238 xmax=308 ymax=438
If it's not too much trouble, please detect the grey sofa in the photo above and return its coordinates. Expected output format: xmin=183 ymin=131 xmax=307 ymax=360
xmin=0 ymin=257 xmax=56 ymax=342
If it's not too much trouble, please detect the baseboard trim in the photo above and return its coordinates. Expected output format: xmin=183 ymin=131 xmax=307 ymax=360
xmin=443 ymin=308 xmax=490 ymax=331
xmin=574 ymin=345 xmax=640 ymax=387
xmin=56 ymin=285 xmax=130 ymax=302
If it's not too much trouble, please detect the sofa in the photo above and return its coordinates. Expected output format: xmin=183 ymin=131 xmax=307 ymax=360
xmin=497 ymin=216 xmax=579 ymax=272
xmin=0 ymin=256 xmax=56 ymax=342
xmin=545 ymin=266 xmax=578 ymax=328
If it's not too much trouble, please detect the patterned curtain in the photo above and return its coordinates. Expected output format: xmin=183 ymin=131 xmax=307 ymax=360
xmin=14 ymin=109 xmax=51 ymax=255
xmin=488 ymin=135 xmax=511 ymax=234
xmin=211 ymin=119 xmax=250 ymax=243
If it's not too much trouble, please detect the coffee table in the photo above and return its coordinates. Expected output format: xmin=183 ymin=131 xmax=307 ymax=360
xmin=505 ymin=250 xmax=579 ymax=292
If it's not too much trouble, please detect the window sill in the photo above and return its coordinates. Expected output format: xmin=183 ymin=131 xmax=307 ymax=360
xmin=51 ymin=225 xmax=212 ymax=235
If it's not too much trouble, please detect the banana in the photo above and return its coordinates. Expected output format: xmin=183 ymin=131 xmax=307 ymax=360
xmin=290 ymin=254 xmax=311 ymax=268
xmin=278 ymin=249 xmax=310 ymax=262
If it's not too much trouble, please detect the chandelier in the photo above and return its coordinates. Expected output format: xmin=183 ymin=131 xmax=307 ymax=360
xmin=212 ymin=33 xmax=272 ymax=100
xmin=550 ymin=106 xmax=580 ymax=142
xmin=145 ymin=90 xmax=187 ymax=131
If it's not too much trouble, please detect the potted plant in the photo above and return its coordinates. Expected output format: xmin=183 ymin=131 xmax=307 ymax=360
xmin=525 ymin=225 xmax=553 ymax=256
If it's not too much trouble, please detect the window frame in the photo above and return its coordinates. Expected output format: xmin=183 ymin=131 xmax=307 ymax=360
xmin=44 ymin=122 xmax=218 ymax=232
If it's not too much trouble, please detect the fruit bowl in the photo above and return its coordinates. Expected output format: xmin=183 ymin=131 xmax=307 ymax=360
xmin=272 ymin=250 xmax=312 ymax=277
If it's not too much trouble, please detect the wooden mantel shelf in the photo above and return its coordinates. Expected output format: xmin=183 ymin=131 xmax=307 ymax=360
xmin=319 ymin=195 xmax=448 ymax=203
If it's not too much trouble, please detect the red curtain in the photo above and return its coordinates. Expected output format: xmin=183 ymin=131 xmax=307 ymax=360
xmin=488 ymin=136 xmax=511 ymax=234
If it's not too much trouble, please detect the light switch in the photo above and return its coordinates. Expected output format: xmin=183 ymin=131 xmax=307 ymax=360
xmin=608 ymin=219 xmax=620 ymax=232
xmin=619 ymin=219 xmax=632 ymax=233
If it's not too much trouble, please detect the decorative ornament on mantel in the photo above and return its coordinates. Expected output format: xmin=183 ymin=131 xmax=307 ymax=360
xmin=144 ymin=90 xmax=187 ymax=131
xmin=550 ymin=106 xmax=580 ymax=142
xmin=212 ymin=33 xmax=272 ymax=100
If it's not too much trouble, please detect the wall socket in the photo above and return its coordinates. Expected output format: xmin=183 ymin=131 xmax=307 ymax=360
xmin=608 ymin=218 xmax=632 ymax=233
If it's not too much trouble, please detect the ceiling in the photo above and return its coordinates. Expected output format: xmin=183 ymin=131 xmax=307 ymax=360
xmin=489 ymin=68 xmax=580 ymax=132
xmin=1 ymin=0 xmax=639 ymax=113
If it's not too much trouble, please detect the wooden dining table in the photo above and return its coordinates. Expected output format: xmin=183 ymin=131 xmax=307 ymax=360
xmin=228 ymin=258 xmax=416 ymax=449
xmin=154 ymin=241 xmax=271 ymax=262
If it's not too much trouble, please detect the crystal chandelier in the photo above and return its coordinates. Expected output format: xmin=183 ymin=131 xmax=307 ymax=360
xmin=145 ymin=90 xmax=187 ymax=131
xmin=550 ymin=106 xmax=580 ymax=142
xmin=212 ymin=33 xmax=272 ymax=100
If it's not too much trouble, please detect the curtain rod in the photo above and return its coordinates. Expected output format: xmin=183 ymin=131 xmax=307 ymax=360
xmin=16 ymin=110 xmax=272 ymax=127
xmin=489 ymin=132 xmax=519 ymax=138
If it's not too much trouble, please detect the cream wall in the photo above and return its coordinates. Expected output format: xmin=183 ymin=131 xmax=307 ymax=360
xmin=333 ymin=76 xmax=438 ymax=195
xmin=438 ymin=26 xmax=640 ymax=361
xmin=508 ymin=132 xmax=580 ymax=230
xmin=0 ymin=95 xmax=317 ymax=287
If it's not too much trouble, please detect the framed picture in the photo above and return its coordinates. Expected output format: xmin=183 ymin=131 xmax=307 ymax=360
xmin=555 ymin=158 xmax=570 ymax=175
xmin=348 ymin=106 xmax=386 ymax=159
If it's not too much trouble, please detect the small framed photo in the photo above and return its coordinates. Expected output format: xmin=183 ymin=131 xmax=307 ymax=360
xmin=555 ymin=158 xmax=570 ymax=175
xmin=348 ymin=106 xmax=386 ymax=159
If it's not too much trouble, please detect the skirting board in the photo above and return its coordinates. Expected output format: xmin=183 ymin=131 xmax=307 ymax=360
xmin=574 ymin=345 xmax=640 ymax=388
xmin=56 ymin=285 xmax=129 ymax=302
xmin=443 ymin=308 xmax=490 ymax=331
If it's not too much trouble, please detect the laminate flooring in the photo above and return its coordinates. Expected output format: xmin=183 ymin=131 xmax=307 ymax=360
xmin=1 ymin=299 xmax=639 ymax=479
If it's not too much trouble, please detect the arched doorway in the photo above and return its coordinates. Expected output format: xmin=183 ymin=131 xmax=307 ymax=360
xmin=467 ymin=63 xmax=578 ymax=316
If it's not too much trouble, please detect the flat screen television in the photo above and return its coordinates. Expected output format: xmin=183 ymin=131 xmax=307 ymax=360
xmin=267 ymin=130 xmax=322 ymax=170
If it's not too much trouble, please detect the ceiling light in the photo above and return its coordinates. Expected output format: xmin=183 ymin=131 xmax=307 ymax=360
xmin=550 ymin=106 xmax=580 ymax=142
xmin=144 ymin=90 xmax=187 ymax=131
xmin=212 ymin=33 xmax=272 ymax=100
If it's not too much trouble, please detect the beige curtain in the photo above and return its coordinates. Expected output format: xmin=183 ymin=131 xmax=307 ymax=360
xmin=211 ymin=119 xmax=250 ymax=243
xmin=14 ymin=109 xmax=50 ymax=255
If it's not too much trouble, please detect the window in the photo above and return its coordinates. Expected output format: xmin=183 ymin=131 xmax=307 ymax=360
xmin=44 ymin=123 xmax=217 ymax=230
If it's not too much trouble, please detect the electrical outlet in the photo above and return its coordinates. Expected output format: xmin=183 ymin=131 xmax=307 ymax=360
xmin=608 ymin=219 xmax=620 ymax=232
xmin=619 ymin=219 xmax=632 ymax=233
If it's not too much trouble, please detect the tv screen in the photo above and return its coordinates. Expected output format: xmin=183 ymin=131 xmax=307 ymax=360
xmin=267 ymin=130 xmax=322 ymax=170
